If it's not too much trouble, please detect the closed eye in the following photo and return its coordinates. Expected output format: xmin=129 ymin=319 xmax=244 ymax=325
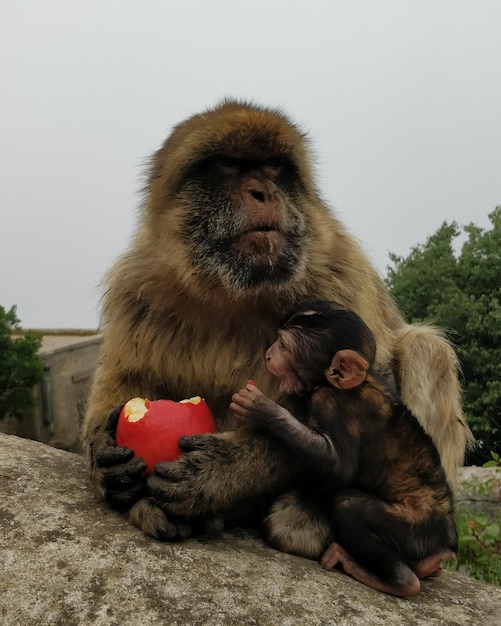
xmin=263 ymin=157 xmax=282 ymax=168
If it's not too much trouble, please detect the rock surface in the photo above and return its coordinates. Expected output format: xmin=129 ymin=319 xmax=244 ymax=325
xmin=1 ymin=433 xmax=500 ymax=626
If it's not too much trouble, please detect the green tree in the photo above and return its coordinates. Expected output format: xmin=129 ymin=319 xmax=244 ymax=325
xmin=386 ymin=207 xmax=501 ymax=464
xmin=0 ymin=305 xmax=43 ymax=420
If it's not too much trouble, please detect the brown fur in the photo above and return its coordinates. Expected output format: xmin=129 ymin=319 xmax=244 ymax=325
xmin=82 ymin=100 xmax=472 ymax=541
xmin=263 ymin=491 xmax=332 ymax=559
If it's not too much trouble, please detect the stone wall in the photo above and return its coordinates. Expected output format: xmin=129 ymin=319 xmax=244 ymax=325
xmin=0 ymin=333 xmax=101 ymax=451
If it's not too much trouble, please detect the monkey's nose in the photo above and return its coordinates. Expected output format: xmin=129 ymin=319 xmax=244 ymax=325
xmin=249 ymin=188 xmax=266 ymax=203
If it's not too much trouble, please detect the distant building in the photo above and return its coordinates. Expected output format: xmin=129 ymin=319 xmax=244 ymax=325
xmin=0 ymin=330 xmax=102 ymax=452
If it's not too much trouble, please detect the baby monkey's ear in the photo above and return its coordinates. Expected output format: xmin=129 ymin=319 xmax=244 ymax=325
xmin=325 ymin=349 xmax=369 ymax=389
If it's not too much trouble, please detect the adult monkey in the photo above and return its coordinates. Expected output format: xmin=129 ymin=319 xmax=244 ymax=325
xmin=82 ymin=100 xmax=472 ymax=551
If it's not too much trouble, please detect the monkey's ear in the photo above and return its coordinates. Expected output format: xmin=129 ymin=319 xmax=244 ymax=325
xmin=325 ymin=350 xmax=369 ymax=389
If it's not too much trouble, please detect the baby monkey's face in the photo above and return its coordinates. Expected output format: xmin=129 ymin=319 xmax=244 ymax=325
xmin=265 ymin=330 xmax=306 ymax=395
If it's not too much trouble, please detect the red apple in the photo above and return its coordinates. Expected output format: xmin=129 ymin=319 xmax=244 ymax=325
xmin=115 ymin=396 xmax=216 ymax=474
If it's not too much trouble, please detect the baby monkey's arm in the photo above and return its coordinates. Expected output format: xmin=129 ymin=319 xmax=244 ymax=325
xmin=230 ymin=383 xmax=338 ymax=470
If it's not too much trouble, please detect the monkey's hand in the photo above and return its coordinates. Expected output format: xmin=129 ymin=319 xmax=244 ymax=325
xmin=90 ymin=406 xmax=147 ymax=511
xmin=230 ymin=383 xmax=280 ymax=428
xmin=147 ymin=429 xmax=295 ymax=520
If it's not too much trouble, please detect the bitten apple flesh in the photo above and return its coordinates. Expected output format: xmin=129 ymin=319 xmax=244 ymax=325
xmin=115 ymin=396 xmax=216 ymax=473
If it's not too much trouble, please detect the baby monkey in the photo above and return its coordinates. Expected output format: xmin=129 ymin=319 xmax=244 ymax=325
xmin=230 ymin=301 xmax=457 ymax=597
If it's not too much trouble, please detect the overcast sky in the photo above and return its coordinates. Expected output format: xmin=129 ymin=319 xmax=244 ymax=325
xmin=1 ymin=1 xmax=500 ymax=329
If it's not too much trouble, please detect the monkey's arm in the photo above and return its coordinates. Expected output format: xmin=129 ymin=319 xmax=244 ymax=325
xmin=81 ymin=345 xmax=152 ymax=512
xmin=262 ymin=406 xmax=344 ymax=474
xmin=230 ymin=384 xmax=350 ymax=477
xmin=147 ymin=428 xmax=300 ymax=520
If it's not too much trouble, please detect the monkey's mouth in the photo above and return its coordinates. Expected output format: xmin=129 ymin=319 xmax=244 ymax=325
xmin=233 ymin=227 xmax=286 ymax=258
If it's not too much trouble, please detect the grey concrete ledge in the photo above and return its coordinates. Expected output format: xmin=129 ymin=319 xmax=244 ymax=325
xmin=1 ymin=433 xmax=500 ymax=626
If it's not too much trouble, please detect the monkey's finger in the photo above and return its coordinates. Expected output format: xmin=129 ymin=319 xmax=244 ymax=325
xmin=105 ymin=482 xmax=146 ymax=511
xmin=177 ymin=434 xmax=211 ymax=452
xmin=149 ymin=462 xmax=184 ymax=483
xmin=155 ymin=520 xmax=179 ymax=540
xmin=101 ymin=457 xmax=148 ymax=486
xmin=229 ymin=398 xmax=247 ymax=414
xmin=229 ymin=395 xmax=252 ymax=408
xmin=175 ymin=520 xmax=192 ymax=539
xmin=229 ymin=399 xmax=254 ymax=415
xmin=233 ymin=387 xmax=252 ymax=399
xmin=147 ymin=471 xmax=193 ymax=505
xmin=229 ymin=401 xmax=243 ymax=415
xmin=151 ymin=515 xmax=191 ymax=541
xmin=105 ymin=405 xmax=124 ymax=431
xmin=246 ymin=383 xmax=261 ymax=393
xmin=95 ymin=445 xmax=135 ymax=467
xmin=130 ymin=499 xmax=183 ymax=540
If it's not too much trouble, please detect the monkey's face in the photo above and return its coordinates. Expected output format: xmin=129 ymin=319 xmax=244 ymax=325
xmin=266 ymin=330 xmax=306 ymax=395
xmin=182 ymin=156 xmax=308 ymax=291
xmin=145 ymin=102 xmax=320 ymax=296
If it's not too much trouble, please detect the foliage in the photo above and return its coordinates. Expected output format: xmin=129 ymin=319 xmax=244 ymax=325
xmin=0 ymin=305 xmax=43 ymax=420
xmin=446 ymin=508 xmax=501 ymax=585
xmin=445 ymin=466 xmax=501 ymax=586
xmin=483 ymin=450 xmax=501 ymax=468
xmin=385 ymin=207 xmax=501 ymax=464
